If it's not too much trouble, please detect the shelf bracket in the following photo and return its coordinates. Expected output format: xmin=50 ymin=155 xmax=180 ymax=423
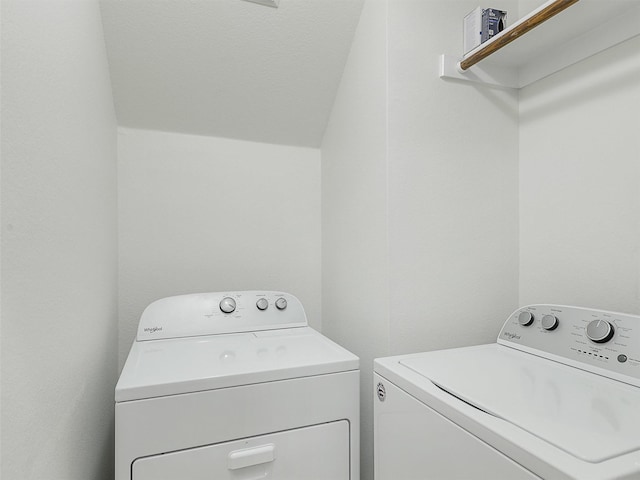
xmin=439 ymin=55 xmax=518 ymax=89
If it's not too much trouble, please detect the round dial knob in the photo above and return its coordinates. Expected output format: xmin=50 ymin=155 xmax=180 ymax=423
xmin=541 ymin=314 xmax=559 ymax=331
xmin=256 ymin=298 xmax=269 ymax=311
xmin=219 ymin=297 xmax=236 ymax=314
xmin=586 ymin=319 xmax=615 ymax=343
xmin=275 ymin=298 xmax=287 ymax=310
xmin=518 ymin=311 xmax=534 ymax=326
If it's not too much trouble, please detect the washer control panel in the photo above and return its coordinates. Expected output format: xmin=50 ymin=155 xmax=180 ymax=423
xmin=137 ymin=291 xmax=306 ymax=341
xmin=498 ymin=305 xmax=640 ymax=386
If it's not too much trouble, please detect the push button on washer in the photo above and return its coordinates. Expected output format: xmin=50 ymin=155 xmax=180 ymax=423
xmin=618 ymin=354 xmax=628 ymax=363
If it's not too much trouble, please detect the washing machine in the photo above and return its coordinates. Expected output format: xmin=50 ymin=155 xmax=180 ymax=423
xmin=115 ymin=291 xmax=359 ymax=480
xmin=374 ymin=304 xmax=640 ymax=480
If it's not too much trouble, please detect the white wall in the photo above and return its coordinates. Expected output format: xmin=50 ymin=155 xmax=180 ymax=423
xmin=321 ymin=2 xmax=389 ymax=479
xmin=387 ymin=0 xmax=519 ymax=355
xmin=1 ymin=1 xmax=118 ymax=479
xmin=118 ymin=128 xmax=321 ymax=367
xmin=322 ymin=1 xmax=519 ymax=478
xmin=519 ymin=35 xmax=640 ymax=314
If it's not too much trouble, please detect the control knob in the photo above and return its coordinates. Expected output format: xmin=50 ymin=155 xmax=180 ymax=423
xmin=275 ymin=298 xmax=287 ymax=310
xmin=219 ymin=297 xmax=236 ymax=314
xmin=256 ymin=298 xmax=269 ymax=311
xmin=518 ymin=311 xmax=534 ymax=326
xmin=541 ymin=314 xmax=559 ymax=331
xmin=586 ymin=319 xmax=615 ymax=343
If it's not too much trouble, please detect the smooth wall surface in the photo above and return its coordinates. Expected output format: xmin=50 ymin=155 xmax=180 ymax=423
xmin=321 ymin=1 xmax=389 ymax=479
xmin=519 ymin=35 xmax=640 ymax=314
xmin=1 ymin=1 xmax=118 ymax=478
xmin=386 ymin=0 xmax=519 ymax=355
xmin=118 ymin=128 xmax=321 ymax=367
xmin=322 ymin=1 xmax=519 ymax=478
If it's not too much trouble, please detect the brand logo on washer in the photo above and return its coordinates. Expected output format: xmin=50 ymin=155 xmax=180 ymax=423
xmin=503 ymin=331 xmax=521 ymax=340
xmin=144 ymin=326 xmax=163 ymax=334
xmin=377 ymin=382 xmax=386 ymax=402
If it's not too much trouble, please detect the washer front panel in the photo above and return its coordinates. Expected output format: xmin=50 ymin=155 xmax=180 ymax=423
xmin=399 ymin=344 xmax=640 ymax=464
xmin=498 ymin=305 xmax=640 ymax=386
xmin=374 ymin=373 xmax=540 ymax=480
xmin=374 ymin=353 xmax=640 ymax=480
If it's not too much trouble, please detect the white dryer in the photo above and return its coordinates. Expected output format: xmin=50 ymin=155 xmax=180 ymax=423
xmin=115 ymin=291 xmax=359 ymax=480
xmin=374 ymin=305 xmax=640 ymax=480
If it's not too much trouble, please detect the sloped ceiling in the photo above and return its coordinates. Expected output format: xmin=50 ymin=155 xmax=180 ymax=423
xmin=100 ymin=0 xmax=364 ymax=147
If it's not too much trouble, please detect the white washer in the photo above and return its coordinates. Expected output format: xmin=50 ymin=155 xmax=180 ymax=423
xmin=374 ymin=305 xmax=640 ymax=480
xmin=115 ymin=291 xmax=359 ymax=480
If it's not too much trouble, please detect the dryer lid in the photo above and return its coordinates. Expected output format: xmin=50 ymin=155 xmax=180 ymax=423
xmin=116 ymin=327 xmax=358 ymax=402
xmin=400 ymin=344 xmax=640 ymax=463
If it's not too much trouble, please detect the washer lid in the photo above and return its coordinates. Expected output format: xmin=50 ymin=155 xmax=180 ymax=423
xmin=115 ymin=327 xmax=358 ymax=402
xmin=400 ymin=344 xmax=640 ymax=463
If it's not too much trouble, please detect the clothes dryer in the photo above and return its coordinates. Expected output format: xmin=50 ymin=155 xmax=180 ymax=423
xmin=116 ymin=291 xmax=359 ymax=480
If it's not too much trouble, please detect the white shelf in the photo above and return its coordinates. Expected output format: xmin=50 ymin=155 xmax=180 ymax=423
xmin=440 ymin=0 xmax=640 ymax=88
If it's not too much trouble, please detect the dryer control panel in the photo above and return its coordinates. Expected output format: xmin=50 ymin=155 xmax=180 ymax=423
xmin=137 ymin=291 xmax=307 ymax=341
xmin=498 ymin=305 xmax=640 ymax=387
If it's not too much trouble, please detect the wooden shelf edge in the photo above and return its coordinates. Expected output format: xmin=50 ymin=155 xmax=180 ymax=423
xmin=440 ymin=1 xmax=640 ymax=89
xmin=460 ymin=0 xmax=580 ymax=71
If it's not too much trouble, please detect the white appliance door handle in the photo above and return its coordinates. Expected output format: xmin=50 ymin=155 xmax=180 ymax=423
xmin=227 ymin=444 xmax=276 ymax=470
